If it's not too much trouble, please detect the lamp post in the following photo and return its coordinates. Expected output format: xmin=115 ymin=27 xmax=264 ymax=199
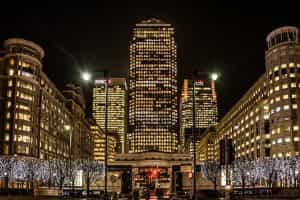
xmin=192 ymin=71 xmax=219 ymax=199
xmin=64 ymin=124 xmax=72 ymax=179
xmin=192 ymin=76 xmax=196 ymax=200
xmin=81 ymin=70 xmax=109 ymax=200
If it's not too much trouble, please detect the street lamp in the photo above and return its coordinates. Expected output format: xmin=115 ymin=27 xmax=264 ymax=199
xmin=211 ymin=73 xmax=219 ymax=81
xmin=81 ymin=70 xmax=109 ymax=200
xmin=192 ymin=71 xmax=220 ymax=199
xmin=64 ymin=124 xmax=72 ymax=181
xmin=81 ymin=71 xmax=92 ymax=82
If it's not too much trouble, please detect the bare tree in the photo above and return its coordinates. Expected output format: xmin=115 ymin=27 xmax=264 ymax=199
xmin=52 ymin=159 xmax=68 ymax=190
xmin=23 ymin=158 xmax=40 ymax=191
xmin=0 ymin=156 xmax=15 ymax=191
xmin=203 ymin=160 xmax=221 ymax=191
xmin=79 ymin=159 xmax=103 ymax=196
xmin=261 ymin=158 xmax=277 ymax=192
xmin=232 ymin=158 xmax=252 ymax=195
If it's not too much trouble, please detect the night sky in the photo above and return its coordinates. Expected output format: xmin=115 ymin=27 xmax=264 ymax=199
xmin=0 ymin=1 xmax=299 ymax=118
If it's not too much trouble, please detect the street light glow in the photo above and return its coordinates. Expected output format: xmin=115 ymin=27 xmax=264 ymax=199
xmin=81 ymin=71 xmax=91 ymax=82
xmin=211 ymin=73 xmax=219 ymax=81
xmin=64 ymin=125 xmax=71 ymax=131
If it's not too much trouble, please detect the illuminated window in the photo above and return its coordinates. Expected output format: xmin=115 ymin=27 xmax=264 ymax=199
xmin=9 ymin=58 xmax=15 ymax=66
xmin=292 ymin=94 xmax=297 ymax=99
xmin=6 ymin=101 xmax=11 ymax=108
xmin=4 ymin=134 xmax=10 ymax=142
xmin=289 ymin=62 xmax=295 ymax=67
xmin=282 ymin=84 xmax=288 ymax=89
xmin=293 ymin=126 xmax=299 ymax=131
xmin=281 ymin=64 xmax=287 ymax=68
xmin=294 ymin=137 xmax=300 ymax=142
xmin=283 ymin=105 xmax=289 ymax=110
xmin=276 ymin=107 xmax=281 ymax=112
xmin=277 ymin=138 xmax=283 ymax=144
xmin=285 ymin=137 xmax=291 ymax=143
xmin=7 ymin=90 xmax=12 ymax=98
xmin=291 ymin=83 xmax=297 ymax=88
xmin=8 ymin=69 xmax=14 ymax=76
xmin=275 ymin=86 xmax=280 ymax=91
xmin=6 ymin=112 xmax=10 ymax=119
xmin=275 ymin=97 xmax=280 ymax=102
xmin=292 ymin=104 xmax=298 ymax=109
xmin=278 ymin=153 xmax=283 ymax=158
xmin=283 ymin=94 xmax=289 ymax=99
xmin=8 ymin=80 xmax=13 ymax=87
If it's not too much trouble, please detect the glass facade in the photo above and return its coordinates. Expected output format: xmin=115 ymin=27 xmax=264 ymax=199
xmin=128 ymin=18 xmax=179 ymax=153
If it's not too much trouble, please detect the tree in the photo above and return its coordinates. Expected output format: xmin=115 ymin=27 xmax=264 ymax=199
xmin=79 ymin=159 xmax=103 ymax=196
xmin=232 ymin=158 xmax=252 ymax=195
xmin=0 ymin=156 xmax=15 ymax=191
xmin=203 ymin=160 xmax=221 ymax=191
xmin=261 ymin=158 xmax=278 ymax=192
xmin=23 ymin=158 xmax=40 ymax=192
xmin=68 ymin=159 xmax=80 ymax=191
xmin=52 ymin=159 xmax=68 ymax=190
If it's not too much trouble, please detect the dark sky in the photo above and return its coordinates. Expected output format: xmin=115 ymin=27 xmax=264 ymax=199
xmin=0 ymin=1 xmax=299 ymax=118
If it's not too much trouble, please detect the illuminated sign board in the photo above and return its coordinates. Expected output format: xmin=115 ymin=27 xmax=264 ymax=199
xmin=195 ymin=80 xmax=204 ymax=86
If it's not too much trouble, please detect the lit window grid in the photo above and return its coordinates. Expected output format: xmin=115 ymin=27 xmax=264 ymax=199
xmin=129 ymin=23 xmax=178 ymax=153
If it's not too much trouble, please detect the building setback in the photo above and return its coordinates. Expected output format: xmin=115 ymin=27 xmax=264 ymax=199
xmin=128 ymin=18 xmax=179 ymax=153
xmin=215 ymin=26 xmax=300 ymax=161
xmin=0 ymin=38 xmax=94 ymax=160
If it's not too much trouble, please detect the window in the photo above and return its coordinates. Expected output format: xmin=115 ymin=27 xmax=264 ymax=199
xmin=283 ymin=94 xmax=289 ymax=99
xmin=8 ymin=80 xmax=13 ymax=87
xmin=276 ymin=107 xmax=281 ymax=112
xmin=291 ymin=83 xmax=297 ymax=88
xmin=282 ymin=84 xmax=288 ymax=89
xmin=292 ymin=104 xmax=298 ymax=109
xmin=8 ymin=69 xmax=14 ymax=76
xmin=6 ymin=101 xmax=11 ymax=108
xmin=4 ymin=134 xmax=10 ymax=142
xmin=285 ymin=137 xmax=291 ymax=143
xmin=7 ymin=90 xmax=12 ymax=97
xmin=293 ymin=126 xmax=299 ymax=131
xmin=294 ymin=137 xmax=300 ymax=142
xmin=292 ymin=94 xmax=297 ymax=99
xmin=277 ymin=138 xmax=283 ymax=144
xmin=283 ymin=105 xmax=289 ymax=110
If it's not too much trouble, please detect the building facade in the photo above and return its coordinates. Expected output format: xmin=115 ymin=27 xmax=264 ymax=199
xmin=89 ymin=118 xmax=116 ymax=162
xmin=128 ymin=18 xmax=179 ymax=153
xmin=196 ymin=127 xmax=216 ymax=162
xmin=215 ymin=26 xmax=300 ymax=161
xmin=0 ymin=38 xmax=94 ymax=160
xmin=93 ymin=78 xmax=126 ymax=153
xmin=181 ymin=76 xmax=218 ymax=153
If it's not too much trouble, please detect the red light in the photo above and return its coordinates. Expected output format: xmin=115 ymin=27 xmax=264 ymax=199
xmin=147 ymin=168 xmax=160 ymax=179
xmin=108 ymin=79 xmax=112 ymax=85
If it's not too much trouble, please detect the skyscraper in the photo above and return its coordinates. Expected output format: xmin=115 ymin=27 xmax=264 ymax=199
xmin=93 ymin=78 xmax=126 ymax=153
xmin=181 ymin=75 xmax=218 ymax=152
xmin=128 ymin=18 xmax=178 ymax=153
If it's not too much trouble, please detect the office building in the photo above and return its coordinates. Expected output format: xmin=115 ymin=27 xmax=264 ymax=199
xmin=215 ymin=26 xmax=300 ymax=161
xmin=90 ymin=118 xmax=116 ymax=162
xmin=181 ymin=76 xmax=218 ymax=154
xmin=0 ymin=38 xmax=94 ymax=160
xmin=128 ymin=18 xmax=179 ymax=153
xmin=92 ymin=78 xmax=126 ymax=153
